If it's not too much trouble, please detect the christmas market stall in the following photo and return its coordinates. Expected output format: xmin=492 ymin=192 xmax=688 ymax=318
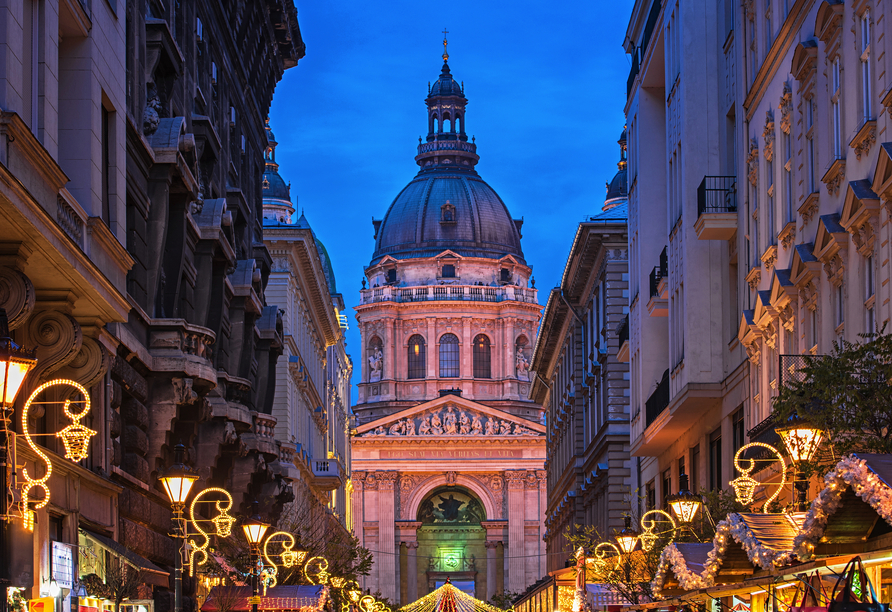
xmin=201 ymin=586 xmax=331 ymax=612
xmin=398 ymin=580 xmax=506 ymax=612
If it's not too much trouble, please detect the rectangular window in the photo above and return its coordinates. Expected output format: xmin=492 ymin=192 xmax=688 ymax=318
xmin=678 ymin=455 xmax=686 ymax=481
xmin=861 ymin=10 xmax=873 ymax=120
xmin=767 ymin=156 xmax=775 ymax=244
xmin=691 ymin=444 xmax=701 ymax=492
xmin=866 ymin=254 xmax=875 ymax=332
xmin=806 ymin=99 xmax=817 ymax=192
xmin=783 ymin=132 xmax=793 ymax=221
xmin=831 ymin=57 xmax=842 ymax=158
xmin=102 ymin=105 xmax=112 ymax=225
xmin=836 ymin=283 xmax=845 ymax=328
xmin=732 ymin=408 xmax=745 ymax=456
xmin=663 ymin=468 xmax=672 ymax=506
xmin=645 ymin=480 xmax=656 ymax=512
xmin=709 ymin=429 xmax=722 ymax=491
xmin=809 ymin=307 xmax=818 ymax=350
xmin=764 ymin=0 xmax=773 ymax=54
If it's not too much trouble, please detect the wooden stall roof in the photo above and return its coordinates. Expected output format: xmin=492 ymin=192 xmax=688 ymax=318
xmin=201 ymin=586 xmax=328 ymax=612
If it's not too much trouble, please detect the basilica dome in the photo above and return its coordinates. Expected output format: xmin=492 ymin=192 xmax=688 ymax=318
xmin=370 ymin=61 xmax=525 ymax=265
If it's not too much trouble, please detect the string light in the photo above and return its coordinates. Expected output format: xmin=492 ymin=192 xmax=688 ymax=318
xmin=187 ymin=487 xmax=236 ymax=576
xmin=21 ymin=379 xmax=95 ymax=530
xmin=397 ymin=582 xmax=506 ymax=612
xmin=262 ymin=531 xmax=308 ymax=591
xmin=729 ymin=442 xmax=786 ymax=511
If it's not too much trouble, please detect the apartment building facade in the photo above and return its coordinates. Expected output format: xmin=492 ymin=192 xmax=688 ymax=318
xmin=626 ymin=0 xmax=892 ymax=512
xmin=530 ymin=134 xmax=632 ymax=573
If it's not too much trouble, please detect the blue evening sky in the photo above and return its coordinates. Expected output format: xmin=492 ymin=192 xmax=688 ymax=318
xmin=268 ymin=2 xmax=635 ymax=399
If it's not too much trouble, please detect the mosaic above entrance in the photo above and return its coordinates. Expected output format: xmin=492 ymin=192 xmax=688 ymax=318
xmin=362 ymin=404 xmax=539 ymax=437
xmin=418 ymin=487 xmax=486 ymax=524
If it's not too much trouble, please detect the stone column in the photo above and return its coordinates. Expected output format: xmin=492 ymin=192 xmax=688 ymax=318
xmin=406 ymin=542 xmax=419 ymax=602
xmin=377 ymin=472 xmax=398 ymax=601
xmin=484 ymin=541 xmax=499 ymax=601
xmin=537 ymin=470 xmax=548 ymax=578
xmin=505 ymin=471 xmax=526 ymax=593
xmin=426 ymin=317 xmax=436 ymax=380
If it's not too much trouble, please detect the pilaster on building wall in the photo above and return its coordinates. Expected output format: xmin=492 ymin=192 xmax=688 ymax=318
xmin=623 ymin=0 xmax=892 ymax=513
xmin=0 ymin=2 xmax=307 ymax=612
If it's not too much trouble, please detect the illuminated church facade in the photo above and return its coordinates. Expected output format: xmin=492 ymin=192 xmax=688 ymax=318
xmin=351 ymin=49 xmax=546 ymax=605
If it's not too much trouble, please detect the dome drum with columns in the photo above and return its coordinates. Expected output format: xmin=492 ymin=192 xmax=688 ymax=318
xmin=351 ymin=46 xmax=546 ymax=605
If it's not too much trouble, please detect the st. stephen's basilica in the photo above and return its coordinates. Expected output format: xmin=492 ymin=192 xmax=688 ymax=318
xmin=350 ymin=45 xmax=547 ymax=604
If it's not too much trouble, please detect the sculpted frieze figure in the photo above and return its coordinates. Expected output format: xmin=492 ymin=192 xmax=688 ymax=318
xmin=471 ymin=414 xmax=483 ymax=435
xmin=484 ymin=417 xmax=496 ymax=436
xmin=515 ymin=349 xmax=531 ymax=381
xmin=499 ymin=420 xmax=511 ymax=435
xmin=389 ymin=420 xmax=404 ymax=436
xmin=405 ymin=418 xmax=416 ymax=436
xmin=419 ymin=415 xmax=432 ymax=435
xmin=368 ymin=347 xmax=383 ymax=382
xmin=430 ymin=411 xmax=444 ymax=435
xmin=444 ymin=406 xmax=458 ymax=434
xmin=459 ymin=411 xmax=471 ymax=434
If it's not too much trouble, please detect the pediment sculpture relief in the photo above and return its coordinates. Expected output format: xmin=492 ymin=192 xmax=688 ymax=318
xmin=364 ymin=404 xmax=538 ymax=437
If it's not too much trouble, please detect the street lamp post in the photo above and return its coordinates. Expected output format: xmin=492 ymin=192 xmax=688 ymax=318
xmin=775 ymin=413 xmax=824 ymax=511
xmin=159 ymin=444 xmax=199 ymax=612
xmin=615 ymin=515 xmax=639 ymax=583
xmin=0 ymin=308 xmax=37 ymax=612
xmin=666 ymin=473 xmax=703 ymax=537
xmin=242 ymin=502 xmax=269 ymax=612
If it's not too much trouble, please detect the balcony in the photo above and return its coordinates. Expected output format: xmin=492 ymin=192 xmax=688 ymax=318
xmin=645 ymin=369 xmax=670 ymax=428
xmin=694 ymin=176 xmax=738 ymax=240
xmin=311 ymin=458 xmax=343 ymax=491
xmin=359 ymin=284 xmax=538 ymax=305
xmin=617 ymin=315 xmax=630 ymax=363
xmin=646 ymin=247 xmax=668 ymax=317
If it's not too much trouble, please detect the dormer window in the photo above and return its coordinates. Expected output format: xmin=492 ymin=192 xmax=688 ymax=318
xmin=500 ymin=268 xmax=512 ymax=284
xmin=385 ymin=269 xmax=397 ymax=285
xmin=440 ymin=201 xmax=456 ymax=224
xmin=441 ymin=264 xmax=455 ymax=278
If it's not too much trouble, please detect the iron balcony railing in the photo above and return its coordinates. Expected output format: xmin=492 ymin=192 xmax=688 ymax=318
xmin=697 ymin=176 xmax=737 ymax=216
xmin=627 ymin=0 xmax=663 ymax=98
xmin=645 ymin=368 xmax=670 ymax=428
xmin=649 ymin=246 xmax=668 ymax=298
xmin=360 ymin=284 xmax=538 ymax=305
xmin=618 ymin=314 xmax=629 ymax=345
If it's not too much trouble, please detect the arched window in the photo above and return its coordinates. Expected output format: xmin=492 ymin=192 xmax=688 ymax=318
xmin=433 ymin=116 xmax=439 ymax=133
xmin=455 ymin=114 xmax=462 ymax=133
xmin=473 ymin=334 xmax=491 ymax=379
xmin=439 ymin=334 xmax=459 ymax=378
xmin=408 ymin=335 xmax=426 ymax=379
xmin=367 ymin=336 xmax=384 ymax=382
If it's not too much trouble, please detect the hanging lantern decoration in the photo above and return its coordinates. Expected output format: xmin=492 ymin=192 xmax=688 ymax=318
xmin=775 ymin=413 xmax=824 ymax=463
xmin=639 ymin=509 xmax=676 ymax=552
xmin=262 ymin=531 xmax=307 ymax=590
xmin=21 ymin=379 xmax=95 ymax=530
xmin=187 ymin=487 xmax=236 ymax=576
xmin=730 ymin=442 xmax=787 ymax=512
xmin=666 ymin=473 xmax=702 ymax=523
xmin=303 ymin=555 xmax=331 ymax=585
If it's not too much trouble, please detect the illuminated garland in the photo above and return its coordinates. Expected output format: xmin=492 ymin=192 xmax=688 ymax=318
xmin=398 ymin=582 xmax=506 ymax=612
xmin=304 ymin=555 xmax=331 ymax=586
xmin=187 ymin=487 xmax=236 ymax=576
xmin=792 ymin=454 xmax=892 ymax=560
xmin=261 ymin=531 xmax=308 ymax=592
xmin=729 ymin=442 xmax=786 ymax=512
xmin=21 ymin=379 xmax=95 ymax=530
xmin=639 ymin=509 xmax=676 ymax=552
xmin=652 ymin=543 xmax=709 ymax=597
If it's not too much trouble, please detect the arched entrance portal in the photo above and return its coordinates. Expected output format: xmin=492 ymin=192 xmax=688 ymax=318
xmin=415 ymin=486 xmax=488 ymax=599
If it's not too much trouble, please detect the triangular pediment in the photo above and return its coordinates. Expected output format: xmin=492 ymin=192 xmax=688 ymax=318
xmin=872 ymin=143 xmax=892 ymax=201
xmin=813 ymin=214 xmax=847 ymax=262
xmin=434 ymin=250 xmax=463 ymax=260
xmin=753 ymin=290 xmax=773 ymax=326
xmin=789 ymin=243 xmax=819 ymax=286
xmin=498 ymin=254 xmax=521 ymax=266
xmin=840 ymin=179 xmax=879 ymax=231
xmin=768 ymin=269 xmax=796 ymax=309
xmin=791 ymin=40 xmax=817 ymax=82
xmin=355 ymin=394 xmax=545 ymax=438
xmin=737 ymin=310 xmax=758 ymax=345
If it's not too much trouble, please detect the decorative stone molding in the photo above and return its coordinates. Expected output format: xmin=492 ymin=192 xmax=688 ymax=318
xmin=445 ymin=471 xmax=457 ymax=485
xmin=26 ymin=308 xmax=83 ymax=383
xmin=850 ymin=120 xmax=876 ymax=160
xmin=745 ymin=342 xmax=761 ymax=365
xmin=799 ymin=192 xmax=820 ymax=227
xmin=822 ymin=159 xmax=846 ymax=196
xmin=505 ymin=471 xmax=526 ymax=490
xmin=378 ymin=471 xmax=398 ymax=490
xmin=778 ymin=304 xmax=796 ymax=333
xmin=364 ymin=472 xmax=378 ymax=490
xmin=747 ymin=139 xmax=760 ymax=187
xmin=762 ymin=112 xmax=775 ymax=162
xmin=0 ymin=266 xmax=35 ymax=330
xmin=851 ymin=217 xmax=878 ymax=257
xmin=56 ymin=336 xmax=111 ymax=389
xmin=779 ymin=222 xmax=796 ymax=249
xmin=824 ymin=253 xmax=845 ymax=286
xmin=745 ymin=267 xmax=762 ymax=292
xmin=779 ymin=82 xmax=793 ymax=134
xmin=799 ymin=280 xmax=819 ymax=311
xmin=760 ymin=245 xmax=778 ymax=270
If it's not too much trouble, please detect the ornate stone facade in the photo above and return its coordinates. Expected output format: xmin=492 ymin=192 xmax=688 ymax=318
xmin=351 ymin=54 xmax=545 ymax=605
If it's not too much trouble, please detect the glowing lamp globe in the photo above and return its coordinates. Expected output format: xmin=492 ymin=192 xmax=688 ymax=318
xmin=242 ymin=502 xmax=269 ymax=545
xmin=615 ymin=515 xmax=639 ymax=554
xmin=348 ymin=589 xmax=362 ymax=603
xmin=666 ymin=473 xmax=702 ymax=523
xmin=159 ymin=443 xmax=199 ymax=504
xmin=775 ymin=413 xmax=823 ymax=463
xmin=0 ymin=308 xmax=37 ymax=406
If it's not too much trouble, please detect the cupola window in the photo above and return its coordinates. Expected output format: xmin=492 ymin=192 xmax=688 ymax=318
xmin=408 ymin=335 xmax=426 ymax=379
xmin=385 ymin=269 xmax=397 ymax=285
xmin=439 ymin=334 xmax=459 ymax=378
xmin=440 ymin=201 xmax=456 ymax=224
xmin=473 ymin=334 xmax=491 ymax=379
xmin=441 ymin=264 xmax=456 ymax=278
xmin=499 ymin=268 xmax=512 ymax=284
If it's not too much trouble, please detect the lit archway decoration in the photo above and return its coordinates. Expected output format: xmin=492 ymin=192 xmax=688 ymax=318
xmin=21 ymin=379 xmax=95 ymax=530
xmin=303 ymin=555 xmax=330 ymax=585
xmin=261 ymin=531 xmax=307 ymax=591
xmin=186 ymin=487 xmax=236 ymax=576
xmin=730 ymin=442 xmax=787 ymax=512
xmin=639 ymin=509 xmax=676 ymax=552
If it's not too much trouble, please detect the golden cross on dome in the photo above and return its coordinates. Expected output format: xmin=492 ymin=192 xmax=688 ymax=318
xmin=442 ymin=28 xmax=449 ymax=62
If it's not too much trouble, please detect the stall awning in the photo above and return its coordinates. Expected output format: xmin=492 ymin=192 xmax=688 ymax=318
xmin=201 ymin=586 xmax=328 ymax=612
xmin=79 ymin=529 xmax=169 ymax=587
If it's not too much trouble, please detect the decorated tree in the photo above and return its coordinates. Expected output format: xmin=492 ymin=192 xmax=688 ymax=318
xmin=772 ymin=331 xmax=892 ymax=458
